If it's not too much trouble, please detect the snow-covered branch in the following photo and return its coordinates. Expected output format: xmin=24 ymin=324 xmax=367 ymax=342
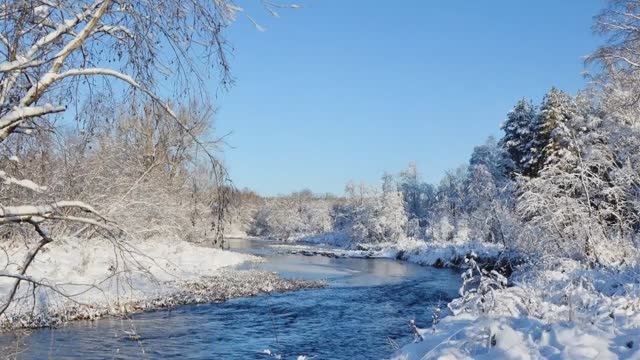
xmin=0 ymin=170 xmax=47 ymax=193
xmin=0 ymin=0 xmax=106 ymax=74
xmin=0 ymin=201 xmax=110 ymax=226
xmin=17 ymin=0 xmax=113 ymax=109
xmin=0 ymin=104 xmax=65 ymax=132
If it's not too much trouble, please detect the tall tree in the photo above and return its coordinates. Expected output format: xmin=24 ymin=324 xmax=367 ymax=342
xmin=589 ymin=0 xmax=640 ymax=85
xmin=536 ymin=88 xmax=578 ymax=170
xmin=588 ymin=0 xmax=640 ymax=125
xmin=499 ymin=98 xmax=539 ymax=177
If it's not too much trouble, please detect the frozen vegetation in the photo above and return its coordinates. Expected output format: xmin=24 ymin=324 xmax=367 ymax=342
xmin=394 ymin=257 xmax=640 ymax=359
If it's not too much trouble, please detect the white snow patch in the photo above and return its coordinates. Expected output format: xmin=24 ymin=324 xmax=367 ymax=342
xmin=394 ymin=259 xmax=640 ymax=360
xmin=0 ymin=237 xmax=259 ymax=326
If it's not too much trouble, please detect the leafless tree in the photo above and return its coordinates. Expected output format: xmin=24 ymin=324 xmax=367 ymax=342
xmin=0 ymin=0 xmax=250 ymax=318
xmin=590 ymin=1 xmax=640 ymax=79
xmin=588 ymin=0 xmax=640 ymax=114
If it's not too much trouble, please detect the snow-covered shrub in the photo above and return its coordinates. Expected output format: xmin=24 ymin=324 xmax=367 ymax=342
xmin=338 ymin=185 xmax=408 ymax=244
xmin=397 ymin=163 xmax=437 ymax=229
xmin=448 ymin=254 xmax=509 ymax=316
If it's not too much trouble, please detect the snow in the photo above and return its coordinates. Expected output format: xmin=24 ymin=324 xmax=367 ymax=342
xmin=393 ymin=314 xmax=638 ymax=359
xmin=393 ymin=258 xmax=640 ymax=359
xmin=0 ymin=170 xmax=47 ymax=192
xmin=0 ymin=237 xmax=323 ymax=329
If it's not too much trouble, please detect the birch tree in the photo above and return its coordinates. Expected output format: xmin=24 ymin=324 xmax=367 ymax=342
xmin=0 ymin=0 xmax=252 ymax=316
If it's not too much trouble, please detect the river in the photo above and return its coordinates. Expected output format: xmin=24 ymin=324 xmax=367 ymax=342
xmin=2 ymin=238 xmax=461 ymax=359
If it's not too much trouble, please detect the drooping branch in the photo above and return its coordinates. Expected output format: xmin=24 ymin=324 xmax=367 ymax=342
xmin=0 ymin=104 xmax=65 ymax=133
xmin=0 ymin=1 xmax=104 ymax=73
xmin=18 ymin=0 xmax=113 ymax=108
xmin=0 ymin=0 xmax=108 ymax=108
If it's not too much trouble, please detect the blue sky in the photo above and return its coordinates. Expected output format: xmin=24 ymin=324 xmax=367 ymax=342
xmin=214 ymin=0 xmax=605 ymax=196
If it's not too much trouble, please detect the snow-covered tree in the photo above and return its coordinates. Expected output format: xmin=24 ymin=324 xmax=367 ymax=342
xmin=435 ymin=167 xmax=467 ymax=223
xmin=500 ymin=99 xmax=539 ymax=176
xmin=536 ymin=88 xmax=579 ymax=169
xmin=464 ymin=165 xmax=497 ymax=214
xmin=588 ymin=0 xmax=640 ymax=128
xmin=589 ymin=0 xmax=640 ymax=85
xmin=397 ymin=162 xmax=436 ymax=228
xmin=516 ymin=104 xmax=640 ymax=266
xmin=248 ymin=191 xmax=333 ymax=241
xmin=470 ymin=136 xmax=511 ymax=184
xmin=341 ymin=185 xmax=408 ymax=244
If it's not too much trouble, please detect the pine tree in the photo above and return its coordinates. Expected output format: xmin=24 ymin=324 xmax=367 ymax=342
xmin=500 ymin=98 xmax=539 ymax=176
xmin=534 ymin=87 xmax=578 ymax=171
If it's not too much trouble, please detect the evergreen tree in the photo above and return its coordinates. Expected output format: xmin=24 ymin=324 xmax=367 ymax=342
xmin=499 ymin=98 xmax=539 ymax=176
xmin=535 ymin=87 xmax=578 ymax=171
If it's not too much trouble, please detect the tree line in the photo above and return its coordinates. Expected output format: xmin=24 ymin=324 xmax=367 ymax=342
xmin=231 ymin=0 xmax=640 ymax=268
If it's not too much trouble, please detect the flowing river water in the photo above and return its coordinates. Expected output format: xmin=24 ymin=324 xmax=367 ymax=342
xmin=2 ymin=238 xmax=461 ymax=359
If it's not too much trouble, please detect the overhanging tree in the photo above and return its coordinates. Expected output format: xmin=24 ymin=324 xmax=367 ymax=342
xmin=0 ymin=0 xmax=256 ymax=316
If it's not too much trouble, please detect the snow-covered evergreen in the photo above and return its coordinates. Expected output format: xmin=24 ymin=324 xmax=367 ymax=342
xmin=500 ymin=98 xmax=540 ymax=176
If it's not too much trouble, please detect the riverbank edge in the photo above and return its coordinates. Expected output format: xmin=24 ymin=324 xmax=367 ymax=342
xmin=274 ymin=238 xmax=518 ymax=274
xmin=0 ymin=268 xmax=326 ymax=331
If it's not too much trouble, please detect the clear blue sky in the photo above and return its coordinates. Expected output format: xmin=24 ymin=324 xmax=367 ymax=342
xmin=214 ymin=0 xmax=605 ymax=196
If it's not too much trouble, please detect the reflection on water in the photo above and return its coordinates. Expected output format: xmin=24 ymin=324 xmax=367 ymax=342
xmin=1 ymin=238 xmax=462 ymax=360
xmin=239 ymin=254 xmax=420 ymax=287
xmin=229 ymin=237 xmax=420 ymax=287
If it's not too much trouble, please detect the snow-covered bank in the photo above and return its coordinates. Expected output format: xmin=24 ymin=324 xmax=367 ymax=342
xmin=395 ymin=313 xmax=640 ymax=359
xmin=393 ymin=258 xmax=640 ymax=359
xmin=0 ymin=237 xmax=324 ymax=330
xmin=276 ymin=236 xmax=506 ymax=269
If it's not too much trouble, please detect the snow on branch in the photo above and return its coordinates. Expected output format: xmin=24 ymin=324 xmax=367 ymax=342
xmin=0 ymin=201 xmax=112 ymax=227
xmin=0 ymin=170 xmax=47 ymax=193
xmin=17 ymin=0 xmax=113 ymax=108
xmin=0 ymin=0 xmax=105 ymax=74
xmin=93 ymin=25 xmax=134 ymax=39
xmin=0 ymin=104 xmax=65 ymax=130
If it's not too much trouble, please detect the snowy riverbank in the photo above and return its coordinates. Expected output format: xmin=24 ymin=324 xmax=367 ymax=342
xmin=275 ymin=236 xmax=506 ymax=268
xmin=266 ymin=235 xmax=640 ymax=359
xmin=0 ymin=237 xmax=324 ymax=330
xmin=393 ymin=257 xmax=640 ymax=359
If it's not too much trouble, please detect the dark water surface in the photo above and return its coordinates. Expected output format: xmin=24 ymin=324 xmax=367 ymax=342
xmin=2 ymin=238 xmax=461 ymax=360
